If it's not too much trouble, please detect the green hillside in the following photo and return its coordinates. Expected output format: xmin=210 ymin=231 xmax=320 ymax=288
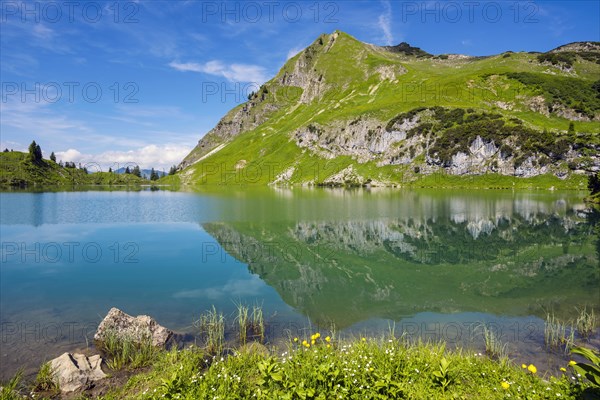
xmin=176 ymin=32 xmax=599 ymax=188
xmin=0 ymin=150 xmax=147 ymax=187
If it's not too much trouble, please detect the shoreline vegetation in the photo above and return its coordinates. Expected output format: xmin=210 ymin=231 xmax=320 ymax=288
xmin=1 ymin=306 xmax=599 ymax=400
xmin=0 ymin=148 xmax=595 ymax=191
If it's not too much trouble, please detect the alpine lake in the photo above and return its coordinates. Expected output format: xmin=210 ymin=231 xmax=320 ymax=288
xmin=1 ymin=186 xmax=598 ymax=380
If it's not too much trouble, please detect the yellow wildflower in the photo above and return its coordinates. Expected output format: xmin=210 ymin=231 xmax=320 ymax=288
xmin=293 ymin=337 xmax=298 ymax=342
xmin=315 ymin=333 xmax=321 ymax=339
xmin=311 ymin=340 xmax=316 ymax=345
xmin=560 ymin=367 xmax=566 ymax=372
xmin=527 ymin=364 xmax=537 ymax=374
xmin=569 ymin=360 xmax=577 ymax=366
xmin=326 ymin=344 xmax=331 ymax=348
xmin=361 ymin=337 xmax=366 ymax=342
xmin=521 ymin=364 xmax=527 ymax=369
xmin=325 ymin=336 xmax=331 ymax=342
xmin=501 ymin=382 xmax=510 ymax=390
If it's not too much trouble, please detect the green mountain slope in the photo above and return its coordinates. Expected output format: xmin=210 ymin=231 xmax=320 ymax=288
xmin=0 ymin=151 xmax=147 ymax=187
xmin=177 ymin=32 xmax=600 ymax=188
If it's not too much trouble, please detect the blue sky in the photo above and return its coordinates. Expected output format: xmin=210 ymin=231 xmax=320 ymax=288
xmin=1 ymin=0 xmax=598 ymax=170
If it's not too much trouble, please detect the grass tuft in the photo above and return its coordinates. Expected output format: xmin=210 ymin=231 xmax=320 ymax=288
xmin=251 ymin=304 xmax=265 ymax=343
xmin=32 ymin=362 xmax=59 ymax=393
xmin=544 ymin=313 xmax=575 ymax=354
xmin=198 ymin=306 xmax=225 ymax=354
xmin=478 ymin=323 xmax=508 ymax=360
xmin=99 ymin=329 xmax=157 ymax=370
xmin=576 ymin=307 xmax=597 ymax=340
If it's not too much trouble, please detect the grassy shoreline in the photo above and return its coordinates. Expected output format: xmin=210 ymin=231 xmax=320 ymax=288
xmin=2 ymin=313 xmax=598 ymax=399
xmin=5 ymin=336 xmax=595 ymax=400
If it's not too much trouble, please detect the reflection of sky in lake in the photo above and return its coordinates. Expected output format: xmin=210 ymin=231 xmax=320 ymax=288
xmin=0 ymin=188 xmax=597 ymax=379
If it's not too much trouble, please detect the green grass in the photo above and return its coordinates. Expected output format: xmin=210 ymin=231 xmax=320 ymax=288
xmin=576 ymin=307 xmax=597 ymax=340
xmin=96 ymin=336 xmax=596 ymax=400
xmin=479 ymin=324 xmax=508 ymax=360
xmin=0 ymin=369 xmax=24 ymax=400
xmin=544 ymin=314 xmax=575 ymax=354
xmin=235 ymin=302 xmax=250 ymax=345
xmin=32 ymin=362 xmax=59 ymax=393
xmin=251 ymin=304 xmax=265 ymax=343
xmin=196 ymin=306 xmax=225 ymax=355
xmin=98 ymin=329 xmax=158 ymax=370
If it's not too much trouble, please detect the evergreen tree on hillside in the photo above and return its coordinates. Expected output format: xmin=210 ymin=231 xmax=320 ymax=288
xmin=150 ymin=168 xmax=159 ymax=181
xmin=108 ymin=167 xmax=112 ymax=173
xmin=50 ymin=152 xmax=56 ymax=162
xmin=125 ymin=166 xmax=130 ymax=174
xmin=169 ymin=165 xmax=177 ymax=175
xmin=28 ymin=141 xmax=43 ymax=163
xmin=132 ymin=165 xmax=142 ymax=178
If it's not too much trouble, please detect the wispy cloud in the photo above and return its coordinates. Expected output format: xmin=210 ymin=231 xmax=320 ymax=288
xmin=173 ymin=275 xmax=265 ymax=299
xmin=378 ymin=0 xmax=394 ymax=46
xmin=169 ymin=60 xmax=268 ymax=84
xmin=286 ymin=47 xmax=303 ymax=60
xmin=536 ymin=5 xmax=573 ymax=38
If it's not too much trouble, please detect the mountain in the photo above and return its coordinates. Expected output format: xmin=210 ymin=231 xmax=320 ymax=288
xmin=176 ymin=32 xmax=600 ymax=188
xmin=115 ymin=167 xmax=167 ymax=180
xmin=0 ymin=151 xmax=148 ymax=187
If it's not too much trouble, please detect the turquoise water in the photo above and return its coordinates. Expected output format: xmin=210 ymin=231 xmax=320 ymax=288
xmin=1 ymin=188 xmax=598 ymax=378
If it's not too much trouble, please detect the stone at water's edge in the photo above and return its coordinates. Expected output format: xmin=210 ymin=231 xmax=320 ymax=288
xmin=94 ymin=307 xmax=172 ymax=347
xmin=49 ymin=353 xmax=106 ymax=392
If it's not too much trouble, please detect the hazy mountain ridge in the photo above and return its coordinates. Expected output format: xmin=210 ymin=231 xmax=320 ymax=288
xmin=176 ymin=32 xmax=600 ymax=187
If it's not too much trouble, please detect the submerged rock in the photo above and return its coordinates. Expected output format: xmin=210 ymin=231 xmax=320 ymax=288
xmin=49 ymin=352 xmax=106 ymax=392
xmin=94 ymin=307 xmax=172 ymax=347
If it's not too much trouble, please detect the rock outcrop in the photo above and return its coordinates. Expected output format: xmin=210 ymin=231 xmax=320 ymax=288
xmin=49 ymin=352 xmax=106 ymax=392
xmin=94 ymin=307 xmax=172 ymax=347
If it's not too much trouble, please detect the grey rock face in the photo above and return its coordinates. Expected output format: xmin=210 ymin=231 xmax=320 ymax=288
xmin=49 ymin=352 xmax=106 ymax=392
xmin=94 ymin=307 xmax=172 ymax=347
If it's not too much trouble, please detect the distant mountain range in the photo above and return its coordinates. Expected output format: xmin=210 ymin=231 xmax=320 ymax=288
xmin=114 ymin=167 xmax=167 ymax=180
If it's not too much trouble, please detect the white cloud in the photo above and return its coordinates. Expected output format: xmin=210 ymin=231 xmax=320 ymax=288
xmin=169 ymin=60 xmax=268 ymax=84
xmin=32 ymin=24 xmax=55 ymax=40
xmin=173 ymin=276 xmax=265 ymax=299
xmin=378 ymin=0 xmax=394 ymax=46
xmin=55 ymin=144 xmax=192 ymax=171
xmin=286 ymin=47 xmax=303 ymax=60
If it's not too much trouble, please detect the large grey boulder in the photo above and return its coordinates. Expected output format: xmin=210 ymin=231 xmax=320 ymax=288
xmin=94 ymin=307 xmax=172 ymax=347
xmin=49 ymin=352 xmax=106 ymax=392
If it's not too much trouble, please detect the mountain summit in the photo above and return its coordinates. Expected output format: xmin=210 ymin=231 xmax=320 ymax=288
xmin=177 ymin=32 xmax=600 ymax=187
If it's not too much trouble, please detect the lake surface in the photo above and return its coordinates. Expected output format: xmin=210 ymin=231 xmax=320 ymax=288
xmin=1 ymin=188 xmax=598 ymax=379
